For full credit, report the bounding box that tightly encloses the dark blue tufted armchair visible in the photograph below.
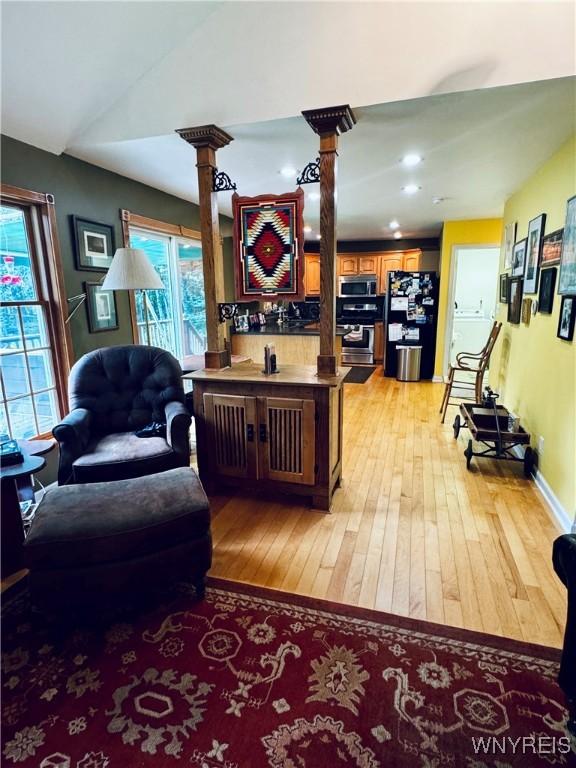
[53,346,191,485]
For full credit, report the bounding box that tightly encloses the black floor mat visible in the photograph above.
[343,366,377,384]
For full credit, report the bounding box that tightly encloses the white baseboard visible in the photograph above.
[532,467,574,533]
[432,375,444,383]
[508,444,572,533]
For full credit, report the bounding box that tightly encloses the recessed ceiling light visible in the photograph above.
[316,234,322,240]
[389,220,400,230]
[303,225,312,234]
[394,231,403,239]
[280,166,297,178]
[401,154,422,167]
[308,192,320,201]
[402,184,421,195]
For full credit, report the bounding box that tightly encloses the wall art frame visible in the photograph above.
[507,276,523,324]
[84,281,118,333]
[523,213,546,294]
[72,216,115,272]
[537,268,556,314]
[232,189,304,301]
[557,295,575,341]
[512,238,527,278]
[558,195,576,295]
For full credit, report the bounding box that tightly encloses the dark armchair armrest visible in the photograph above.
[553,534,576,728]
[52,408,93,485]
[165,401,191,465]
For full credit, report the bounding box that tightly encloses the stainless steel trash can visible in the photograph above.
[396,345,422,382]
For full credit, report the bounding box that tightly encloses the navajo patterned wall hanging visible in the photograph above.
[233,189,304,300]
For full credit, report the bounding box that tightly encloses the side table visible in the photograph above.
[1,439,54,578]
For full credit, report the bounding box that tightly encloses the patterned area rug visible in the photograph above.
[1,578,572,767]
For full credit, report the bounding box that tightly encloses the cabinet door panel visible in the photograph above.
[403,253,421,271]
[305,254,321,296]
[259,397,315,485]
[204,394,258,478]
[380,256,403,293]
[358,255,379,274]
[339,256,358,276]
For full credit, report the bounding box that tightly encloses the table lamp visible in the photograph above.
[102,247,163,345]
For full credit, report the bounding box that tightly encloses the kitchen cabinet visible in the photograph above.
[304,254,321,296]
[358,255,379,274]
[338,256,358,276]
[403,251,421,272]
[379,255,403,294]
[374,321,384,364]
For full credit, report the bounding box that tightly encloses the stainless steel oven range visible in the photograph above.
[337,302,379,365]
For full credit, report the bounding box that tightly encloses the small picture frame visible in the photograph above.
[524,213,546,294]
[541,229,563,267]
[507,276,523,324]
[559,195,576,295]
[537,268,556,314]
[521,297,532,326]
[503,221,516,270]
[557,295,575,341]
[499,273,509,303]
[85,282,118,333]
[72,216,115,272]
[512,239,527,278]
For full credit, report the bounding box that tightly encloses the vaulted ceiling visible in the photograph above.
[2,1,575,238]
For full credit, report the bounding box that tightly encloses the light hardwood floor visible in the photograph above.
[205,368,567,648]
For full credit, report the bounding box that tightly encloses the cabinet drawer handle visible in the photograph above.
[246,424,254,442]
[259,424,267,442]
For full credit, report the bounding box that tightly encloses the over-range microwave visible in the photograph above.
[338,274,378,297]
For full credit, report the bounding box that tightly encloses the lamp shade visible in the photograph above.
[101,248,164,290]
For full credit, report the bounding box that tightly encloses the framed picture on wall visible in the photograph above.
[512,239,527,277]
[72,216,115,272]
[499,273,508,303]
[538,268,556,314]
[84,282,118,332]
[541,229,563,266]
[503,221,516,270]
[507,276,523,324]
[557,296,575,341]
[523,213,546,294]
[558,196,576,295]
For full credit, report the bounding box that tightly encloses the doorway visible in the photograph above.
[444,245,500,376]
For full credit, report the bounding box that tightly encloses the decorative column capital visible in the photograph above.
[301,105,356,136]
[176,124,234,151]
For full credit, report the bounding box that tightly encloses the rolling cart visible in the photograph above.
[452,389,534,477]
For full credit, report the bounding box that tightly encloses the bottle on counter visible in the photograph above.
[263,344,278,374]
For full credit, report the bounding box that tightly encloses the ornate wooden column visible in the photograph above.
[302,105,356,376]
[176,124,234,369]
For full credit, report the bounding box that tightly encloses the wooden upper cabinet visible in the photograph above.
[338,256,358,276]
[358,255,378,274]
[403,251,421,272]
[304,254,321,296]
[379,255,403,294]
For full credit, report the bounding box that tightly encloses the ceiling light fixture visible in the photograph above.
[402,184,421,195]
[389,220,400,230]
[394,231,403,240]
[303,225,312,234]
[280,166,297,178]
[401,154,422,167]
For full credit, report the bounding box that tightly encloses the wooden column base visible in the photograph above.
[204,349,231,370]
[317,354,337,376]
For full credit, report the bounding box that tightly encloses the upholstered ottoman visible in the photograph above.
[24,467,211,606]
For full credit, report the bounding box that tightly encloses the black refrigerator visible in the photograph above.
[384,271,439,380]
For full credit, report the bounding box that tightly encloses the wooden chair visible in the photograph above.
[439,321,502,423]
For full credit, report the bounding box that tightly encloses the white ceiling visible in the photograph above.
[2,1,575,239]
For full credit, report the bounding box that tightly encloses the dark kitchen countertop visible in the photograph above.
[231,321,348,336]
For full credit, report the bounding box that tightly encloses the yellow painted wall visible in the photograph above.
[434,218,503,378]
[490,135,576,519]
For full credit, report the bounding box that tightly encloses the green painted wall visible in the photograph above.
[1,134,234,362]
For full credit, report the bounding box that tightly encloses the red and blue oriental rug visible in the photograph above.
[0,578,572,767]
